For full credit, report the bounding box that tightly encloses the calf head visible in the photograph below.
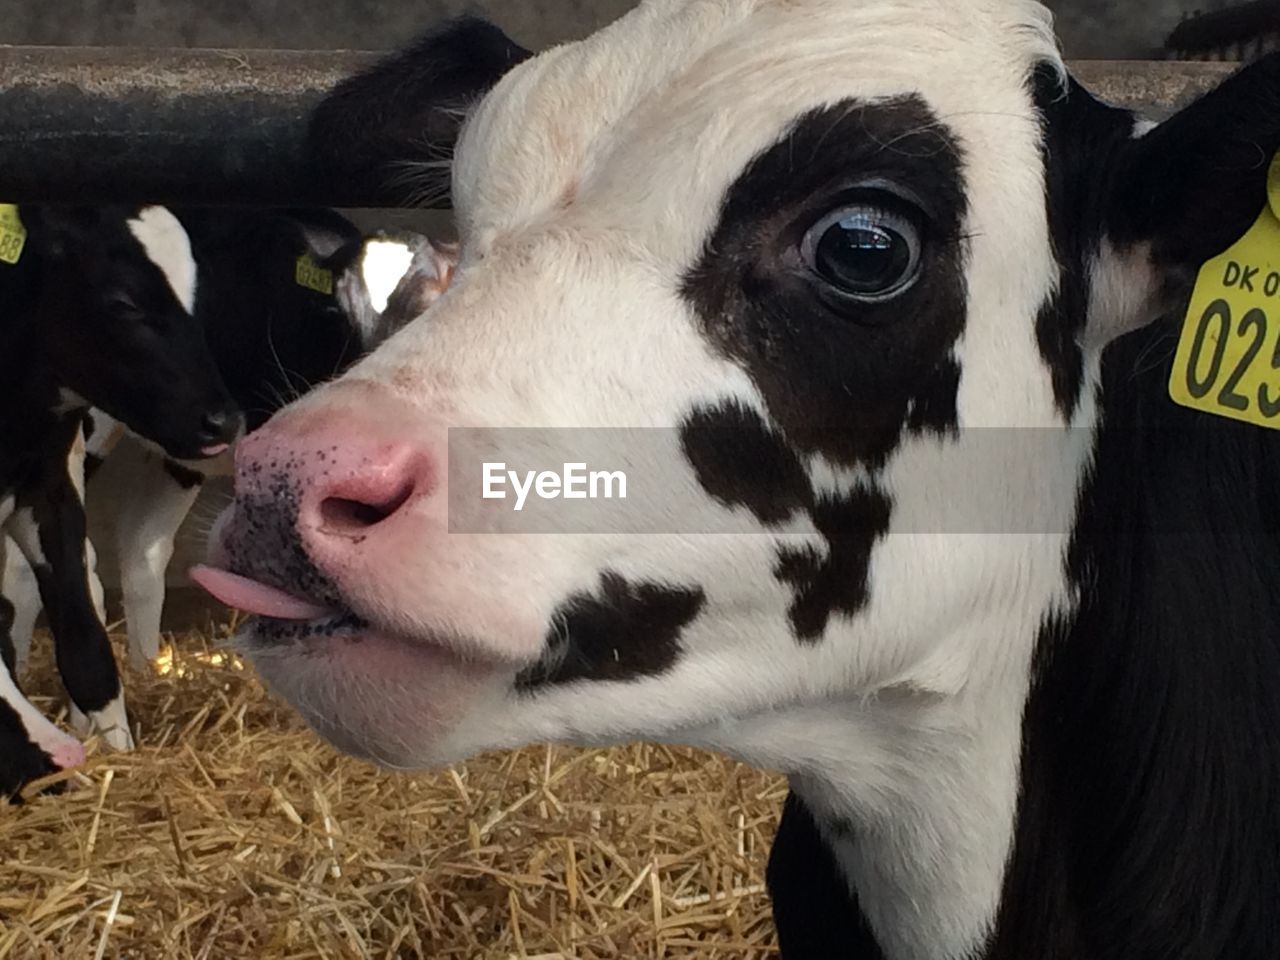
[21,205,242,459]
[200,3,1280,954]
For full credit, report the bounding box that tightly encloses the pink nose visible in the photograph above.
[232,384,435,578]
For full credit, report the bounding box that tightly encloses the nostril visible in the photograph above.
[318,479,415,535]
[200,412,226,436]
[200,409,241,441]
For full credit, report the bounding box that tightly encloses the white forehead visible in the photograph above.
[128,205,197,313]
[454,0,1061,258]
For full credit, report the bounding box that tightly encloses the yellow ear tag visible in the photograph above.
[0,204,28,266]
[294,254,334,295]
[1169,154,1280,428]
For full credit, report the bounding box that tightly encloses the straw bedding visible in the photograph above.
[0,618,784,959]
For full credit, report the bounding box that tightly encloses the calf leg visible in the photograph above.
[0,594,86,800]
[6,428,132,750]
[1,536,42,676]
[0,418,108,677]
[118,462,202,670]
[108,443,205,669]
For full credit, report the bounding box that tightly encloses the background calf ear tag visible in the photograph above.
[1169,154,1280,428]
[295,254,334,296]
[0,204,28,265]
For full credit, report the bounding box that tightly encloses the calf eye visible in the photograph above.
[801,199,922,303]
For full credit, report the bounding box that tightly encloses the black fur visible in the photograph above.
[517,572,705,689]
[176,207,367,432]
[1106,54,1280,278]
[680,401,892,642]
[681,97,968,470]
[307,17,531,205]
[986,315,1280,960]
[767,793,886,960]
[162,458,205,491]
[773,488,892,642]
[1031,66,1134,419]
[768,55,1280,958]
[0,204,242,799]
[8,206,241,458]
[680,402,813,525]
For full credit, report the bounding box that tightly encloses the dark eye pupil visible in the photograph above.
[815,221,911,294]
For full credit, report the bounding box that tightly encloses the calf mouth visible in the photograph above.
[189,560,504,769]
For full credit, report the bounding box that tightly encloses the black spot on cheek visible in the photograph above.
[679,401,894,644]
[517,572,705,690]
[680,401,813,524]
[775,488,892,642]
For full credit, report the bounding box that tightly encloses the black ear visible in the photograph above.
[1104,53,1280,281]
[17,206,100,260]
[275,207,362,261]
[307,16,531,205]
[1040,54,1280,348]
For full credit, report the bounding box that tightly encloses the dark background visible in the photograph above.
[0,1,1230,60]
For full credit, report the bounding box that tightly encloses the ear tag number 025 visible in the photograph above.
[0,204,28,265]
[1169,154,1280,427]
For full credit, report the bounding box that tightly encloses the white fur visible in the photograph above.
[128,206,197,314]
[361,240,416,314]
[69,695,133,751]
[107,440,209,668]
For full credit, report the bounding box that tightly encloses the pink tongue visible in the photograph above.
[190,565,334,621]
[200,443,230,457]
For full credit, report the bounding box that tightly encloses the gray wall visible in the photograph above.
[0,1,1236,60]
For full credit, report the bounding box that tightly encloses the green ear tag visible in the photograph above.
[295,254,334,295]
[0,204,28,265]
[1169,154,1280,428]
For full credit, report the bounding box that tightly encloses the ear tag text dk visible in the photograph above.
[1169,154,1280,428]
[295,254,334,296]
[0,204,28,266]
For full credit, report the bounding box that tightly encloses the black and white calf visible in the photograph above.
[0,205,240,798]
[197,5,1280,957]
[3,215,454,671]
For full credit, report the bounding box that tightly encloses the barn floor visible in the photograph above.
[0,617,783,959]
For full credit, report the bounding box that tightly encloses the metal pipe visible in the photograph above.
[0,48,1247,208]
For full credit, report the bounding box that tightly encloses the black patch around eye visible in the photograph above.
[681,96,969,470]
[516,572,705,690]
[906,354,962,439]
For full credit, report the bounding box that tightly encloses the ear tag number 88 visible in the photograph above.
[1169,153,1280,428]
